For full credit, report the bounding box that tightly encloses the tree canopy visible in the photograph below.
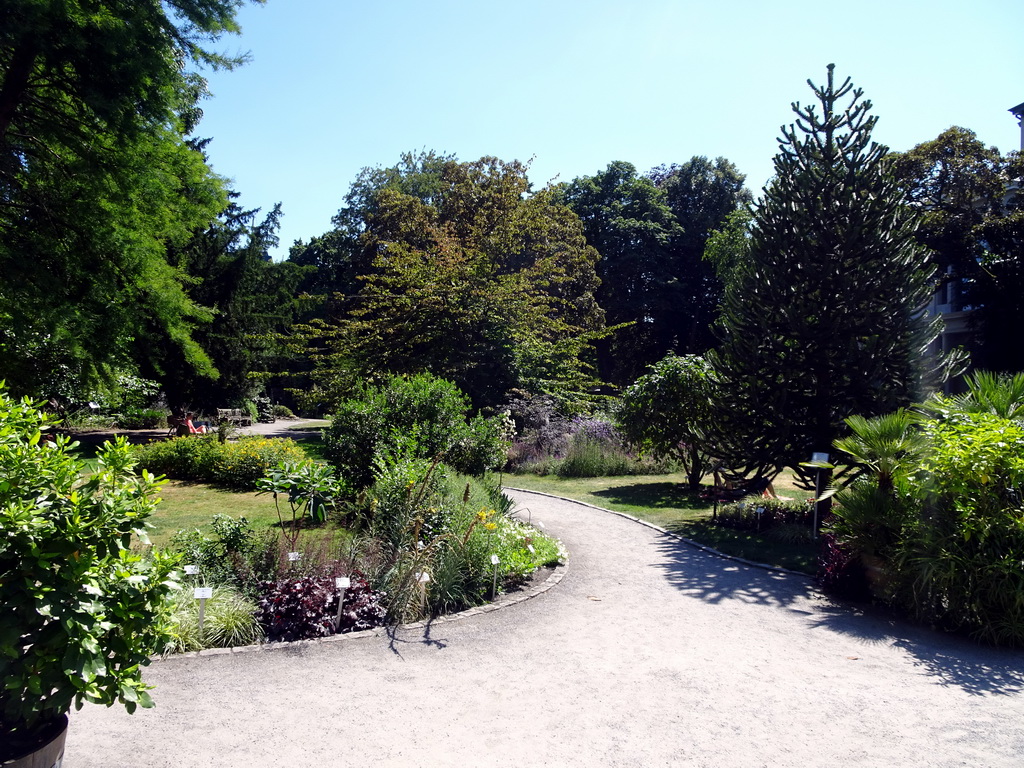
[294,152,606,411]
[889,127,1024,371]
[0,0,259,398]
[560,158,750,386]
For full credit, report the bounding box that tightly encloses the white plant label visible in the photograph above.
[287,552,302,562]
[194,587,213,599]
[416,571,431,583]
[490,554,500,565]
[757,507,765,515]
[184,564,199,575]
[537,521,545,528]
[527,544,535,554]
[812,452,830,463]
[335,577,351,589]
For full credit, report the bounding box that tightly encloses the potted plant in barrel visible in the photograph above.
[0,387,178,766]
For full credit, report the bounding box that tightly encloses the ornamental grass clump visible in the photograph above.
[163,585,264,653]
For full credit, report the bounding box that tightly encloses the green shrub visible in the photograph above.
[168,516,280,598]
[116,407,168,430]
[910,415,1024,644]
[216,438,308,489]
[0,389,178,756]
[257,461,349,550]
[322,373,508,490]
[272,404,296,419]
[616,354,715,489]
[827,407,1024,645]
[131,436,307,489]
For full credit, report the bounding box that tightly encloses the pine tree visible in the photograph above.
[708,65,951,483]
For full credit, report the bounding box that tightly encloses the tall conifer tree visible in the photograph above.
[708,65,951,482]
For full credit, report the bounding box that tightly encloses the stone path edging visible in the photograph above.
[505,485,813,581]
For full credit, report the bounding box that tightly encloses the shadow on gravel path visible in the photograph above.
[653,533,816,608]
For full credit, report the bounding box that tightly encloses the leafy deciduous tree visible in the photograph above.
[560,158,750,386]
[650,157,753,353]
[0,1,259,398]
[616,354,714,490]
[299,153,606,410]
[889,128,1024,371]
[558,162,682,385]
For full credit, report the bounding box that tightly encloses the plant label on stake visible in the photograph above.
[288,551,302,562]
[416,571,430,615]
[527,544,535,554]
[801,452,834,540]
[334,577,351,631]
[194,587,213,634]
[490,555,500,599]
[184,564,199,576]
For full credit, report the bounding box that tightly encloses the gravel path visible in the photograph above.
[64,489,1024,767]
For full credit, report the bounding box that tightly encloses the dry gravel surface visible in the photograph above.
[64,488,1024,767]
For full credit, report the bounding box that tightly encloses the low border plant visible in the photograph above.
[163,585,264,653]
[131,435,307,489]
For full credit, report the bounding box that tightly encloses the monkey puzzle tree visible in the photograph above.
[708,65,951,484]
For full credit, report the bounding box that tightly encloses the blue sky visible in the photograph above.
[196,0,1024,259]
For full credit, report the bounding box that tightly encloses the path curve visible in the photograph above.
[65,489,1024,767]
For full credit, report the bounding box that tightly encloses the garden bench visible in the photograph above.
[217,408,252,427]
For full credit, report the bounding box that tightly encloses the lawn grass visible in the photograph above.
[286,424,330,462]
[70,421,334,548]
[147,481,279,547]
[148,425,819,574]
[504,469,820,574]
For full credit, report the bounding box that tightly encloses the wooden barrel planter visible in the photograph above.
[2,715,68,768]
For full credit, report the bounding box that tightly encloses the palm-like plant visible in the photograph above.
[827,409,926,598]
[924,370,1024,421]
[833,409,926,494]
